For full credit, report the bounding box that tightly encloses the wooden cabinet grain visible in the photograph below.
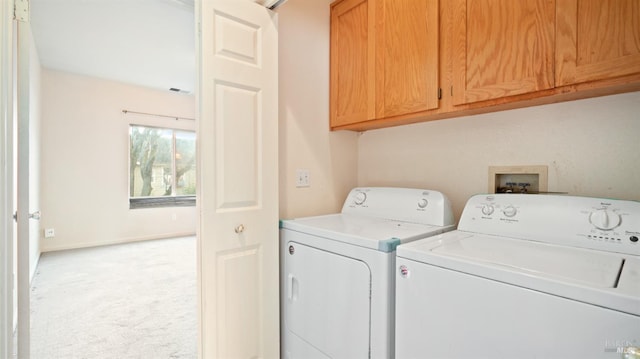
[330,0,373,128]
[451,0,556,105]
[330,0,640,131]
[374,0,439,118]
[556,0,640,86]
[330,0,439,129]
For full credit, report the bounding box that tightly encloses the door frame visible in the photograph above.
[0,0,15,356]
[16,12,32,358]
[1,0,32,356]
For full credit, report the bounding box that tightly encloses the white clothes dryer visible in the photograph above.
[395,194,640,359]
[280,187,455,359]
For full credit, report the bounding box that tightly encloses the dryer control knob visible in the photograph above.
[503,205,517,217]
[589,209,621,231]
[481,204,494,216]
[354,192,367,205]
[418,199,429,209]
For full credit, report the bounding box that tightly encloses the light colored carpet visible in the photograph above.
[30,237,197,359]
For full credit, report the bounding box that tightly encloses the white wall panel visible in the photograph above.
[358,92,640,220]
[278,0,359,219]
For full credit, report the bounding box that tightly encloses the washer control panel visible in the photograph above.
[342,187,454,227]
[459,194,640,255]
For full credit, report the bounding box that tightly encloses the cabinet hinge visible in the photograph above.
[438,88,442,100]
[14,0,29,22]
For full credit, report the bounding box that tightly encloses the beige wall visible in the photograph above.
[358,92,640,220]
[278,0,359,219]
[40,69,196,252]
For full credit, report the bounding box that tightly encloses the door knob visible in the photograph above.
[13,211,41,221]
[235,224,245,233]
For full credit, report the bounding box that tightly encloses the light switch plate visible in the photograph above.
[296,169,310,188]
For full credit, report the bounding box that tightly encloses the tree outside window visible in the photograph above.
[129,125,196,208]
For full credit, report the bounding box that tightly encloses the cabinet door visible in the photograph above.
[452,0,555,105]
[330,0,375,127]
[375,0,439,118]
[556,0,640,86]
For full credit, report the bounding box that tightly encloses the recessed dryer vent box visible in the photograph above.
[488,165,548,194]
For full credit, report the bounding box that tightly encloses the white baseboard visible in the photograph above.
[40,232,196,253]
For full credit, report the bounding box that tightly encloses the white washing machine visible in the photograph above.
[395,194,640,359]
[280,187,455,359]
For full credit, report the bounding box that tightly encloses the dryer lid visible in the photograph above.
[281,213,453,252]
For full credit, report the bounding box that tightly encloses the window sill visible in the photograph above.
[129,196,196,209]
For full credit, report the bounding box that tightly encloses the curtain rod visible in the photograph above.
[122,109,195,121]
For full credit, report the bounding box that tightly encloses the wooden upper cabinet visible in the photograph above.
[375,0,439,119]
[452,0,556,105]
[330,0,374,128]
[330,0,439,129]
[556,0,640,86]
[330,0,640,131]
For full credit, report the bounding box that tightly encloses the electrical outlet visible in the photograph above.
[296,169,310,188]
[44,228,55,238]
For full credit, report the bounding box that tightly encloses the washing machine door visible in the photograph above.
[284,241,371,358]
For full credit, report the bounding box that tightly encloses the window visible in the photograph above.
[129,125,196,208]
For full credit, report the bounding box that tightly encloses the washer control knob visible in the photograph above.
[503,205,517,217]
[418,198,429,209]
[354,192,367,205]
[589,209,621,231]
[481,204,494,216]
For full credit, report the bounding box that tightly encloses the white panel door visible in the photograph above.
[198,1,279,358]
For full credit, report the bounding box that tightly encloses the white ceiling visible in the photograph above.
[30,0,196,94]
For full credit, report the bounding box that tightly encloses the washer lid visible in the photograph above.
[397,232,640,315]
[430,235,623,288]
[281,213,453,252]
